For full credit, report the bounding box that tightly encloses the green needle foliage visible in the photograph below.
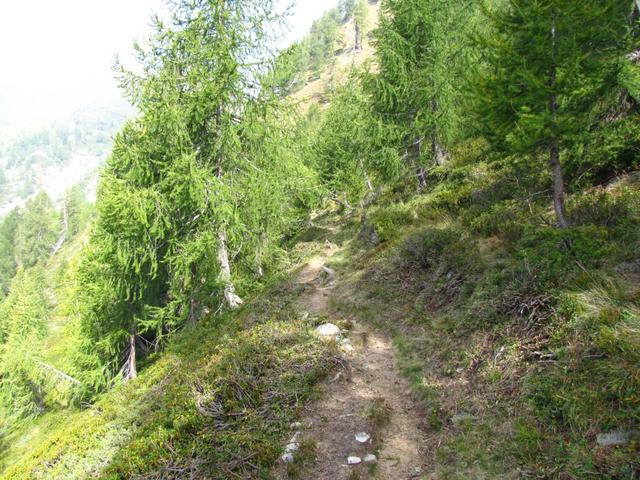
[74,0,319,393]
[0,209,19,297]
[364,0,470,190]
[470,0,632,227]
[14,193,59,268]
[0,267,49,421]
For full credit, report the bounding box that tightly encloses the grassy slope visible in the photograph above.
[3,176,639,479]
[4,4,639,478]
[0,236,340,479]
[324,164,640,478]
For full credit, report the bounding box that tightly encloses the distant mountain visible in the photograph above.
[0,103,133,216]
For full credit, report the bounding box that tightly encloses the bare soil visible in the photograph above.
[275,247,427,480]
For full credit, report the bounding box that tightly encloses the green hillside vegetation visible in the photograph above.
[0,0,639,478]
[0,107,128,203]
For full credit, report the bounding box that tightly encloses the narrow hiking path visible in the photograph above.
[275,242,427,479]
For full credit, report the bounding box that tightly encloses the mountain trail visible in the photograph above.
[275,243,427,479]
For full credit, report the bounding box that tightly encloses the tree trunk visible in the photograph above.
[548,14,569,229]
[35,360,81,385]
[413,137,427,190]
[429,98,447,166]
[355,23,362,51]
[218,229,243,309]
[432,136,447,166]
[549,136,569,229]
[123,329,137,381]
[187,263,202,325]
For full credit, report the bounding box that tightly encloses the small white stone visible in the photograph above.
[285,442,300,453]
[315,323,341,338]
[290,422,303,430]
[364,454,377,463]
[355,432,371,443]
[340,339,356,353]
[347,456,362,465]
[597,431,631,447]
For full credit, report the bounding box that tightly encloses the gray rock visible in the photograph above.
[359,221,380,247]
[285,442,300,453]
[340,338,356,353]
[315,323,341,338]
[290,422,303,430]
[364,454,377,463]
[596,431,632,447]
[355,432,371,443]
[281,452,295,463]
[322,266,336,279]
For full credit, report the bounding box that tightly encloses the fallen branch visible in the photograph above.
[35,360,81,385]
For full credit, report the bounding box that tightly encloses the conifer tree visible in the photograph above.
[14,192,58,267]
[471,0,630,228]
[353,0,368,51]
[0,208,20,296]
[0,267,49,420]
[76,0,317,387]
[306,10,341,79]
[365,0,463,189]
[339,0,357,21]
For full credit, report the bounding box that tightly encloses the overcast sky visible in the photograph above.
[0,0,339,133]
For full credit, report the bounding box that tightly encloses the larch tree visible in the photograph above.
[471,0,630,228]
[14,192,59,268]
[364,0,462,189]
[0,267,50,420]
[353,0,368,51]
[75,0,317,388]
[0,208,20,297]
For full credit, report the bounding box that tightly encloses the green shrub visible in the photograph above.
[568,189,633,227]
[400,226,480,275]
[369,204,416,242]
[467,200,528,242]
[515,226,612,289]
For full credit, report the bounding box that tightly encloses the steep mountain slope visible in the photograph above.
[0,105,130,216]
[1,1,639,479]
[291,1,380,109]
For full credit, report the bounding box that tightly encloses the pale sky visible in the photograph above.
[0,0,338,133]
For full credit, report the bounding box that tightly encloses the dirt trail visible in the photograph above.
[276,247,426,479]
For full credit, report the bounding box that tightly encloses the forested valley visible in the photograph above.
[0,1,639,478]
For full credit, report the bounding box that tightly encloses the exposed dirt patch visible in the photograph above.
[275,246,427,480]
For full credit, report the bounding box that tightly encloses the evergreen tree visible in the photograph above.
[14,192,59,267]
[265,42,309,97]
[353,0,368,51]
[0,208,20,296]
[471,0,630,228]
[339,0,357,21]
[313,76,400,204]
[64,184,91,238]
[306,10,341,79]
[364,0,465,189]
[76,0,318,388]
[0,267,50,420]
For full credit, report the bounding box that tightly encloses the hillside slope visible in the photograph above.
[2,0,639,478]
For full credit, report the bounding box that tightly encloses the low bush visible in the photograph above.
[368,203,416,242]
[400,226,481,276]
